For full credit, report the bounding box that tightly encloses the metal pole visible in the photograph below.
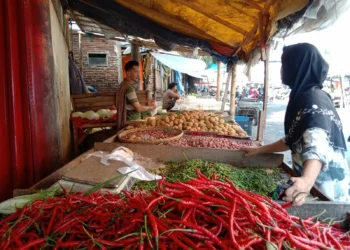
[230,63,237,117]
[216,61,221,101]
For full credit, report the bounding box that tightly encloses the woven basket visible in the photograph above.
[118,127,183,144]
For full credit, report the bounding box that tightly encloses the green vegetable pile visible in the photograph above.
[134,159,282,196]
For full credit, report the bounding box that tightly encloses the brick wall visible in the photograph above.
[71,33,121,92]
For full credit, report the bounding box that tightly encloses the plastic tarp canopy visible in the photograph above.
[115,0,309,57]
[151,52,206,78]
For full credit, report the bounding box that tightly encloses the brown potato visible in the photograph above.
[170,116,175,121]
[174,120,179,125]
[169,121,174,127]
[165,117,170,123]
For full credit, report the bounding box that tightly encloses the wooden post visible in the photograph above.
[78,32,83,75]
[230,63,237,117]
[339,75,346,108]
[131,43,139,61]
[216,61,221,101]
[257,44,270,141]
[221,70,232,111]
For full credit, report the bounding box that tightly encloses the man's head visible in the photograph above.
[168,83,177,92]
[125,61,140,82]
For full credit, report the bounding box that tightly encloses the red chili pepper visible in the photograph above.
[287,232,315,250]
[326,231,344,250]
[18,238,46,250]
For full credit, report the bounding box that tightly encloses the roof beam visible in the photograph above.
[233,23,258,56]
[115,0,233,47]
[245,0,264,11]
[68,9,86,32]
[173,0,247,35]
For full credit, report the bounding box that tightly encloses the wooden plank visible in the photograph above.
[94,143,284,168]
[285,202,350,222]
[74,101,116,109]
[216,61,221,101]
[280,163,331,201]
[81,122,116,128]
[72,93,116,99]
[76,106,117,112]
[30,149,95,190]
[73,96,116,104]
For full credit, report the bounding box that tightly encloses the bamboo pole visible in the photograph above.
[221,69,232,111]
[230,63,237,117]
[216,61,221,101]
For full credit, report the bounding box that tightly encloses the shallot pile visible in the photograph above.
[165,136,253,150]
[0,171,349,249]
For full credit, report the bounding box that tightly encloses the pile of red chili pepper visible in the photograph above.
[0,170,349,249]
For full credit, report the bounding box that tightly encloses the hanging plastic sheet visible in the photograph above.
[174,71,184,95]
[151,52,206,78]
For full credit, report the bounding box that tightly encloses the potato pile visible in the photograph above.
[146,111,247,137]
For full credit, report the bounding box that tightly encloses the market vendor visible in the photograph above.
[163,82,181,111]
[117,61,157,130]
[242,43,350,205]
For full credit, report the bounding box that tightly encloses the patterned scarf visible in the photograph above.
[282,43,346,150]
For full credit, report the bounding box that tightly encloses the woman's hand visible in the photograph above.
[283,177,314,206]
[241,147,261,158]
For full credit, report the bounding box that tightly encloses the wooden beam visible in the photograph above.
[68,9,86,33]
[233,23,258,56]
[216,61,221,102]
[245,0,263,11]
[173,0,247,35]
[230,63,237,117]
[225,2,258,21]
[221,70,232,111]
[115,0,231,47]
[257,44,270,141]
[78,32,83,75]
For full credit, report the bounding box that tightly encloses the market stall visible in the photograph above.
[1,143,348,249]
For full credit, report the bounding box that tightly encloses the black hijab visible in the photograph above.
[282,43,346,151]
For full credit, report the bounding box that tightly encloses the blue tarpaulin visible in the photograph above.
[174,71,184,95]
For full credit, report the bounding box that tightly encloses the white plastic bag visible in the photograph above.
[99,147,161,181]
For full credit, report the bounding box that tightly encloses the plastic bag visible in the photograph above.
[97,147,161,181]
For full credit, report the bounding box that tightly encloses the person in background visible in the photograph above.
[249,86,259,98]
[241,87,248,98]
[235,87,241,100]
[68,51,89,95]
[258,84,264,96]
[242,43,350,205]
[163,82,181,111]
[116,61,157,130]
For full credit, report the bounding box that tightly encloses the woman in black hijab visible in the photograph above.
[243,43,349,205]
